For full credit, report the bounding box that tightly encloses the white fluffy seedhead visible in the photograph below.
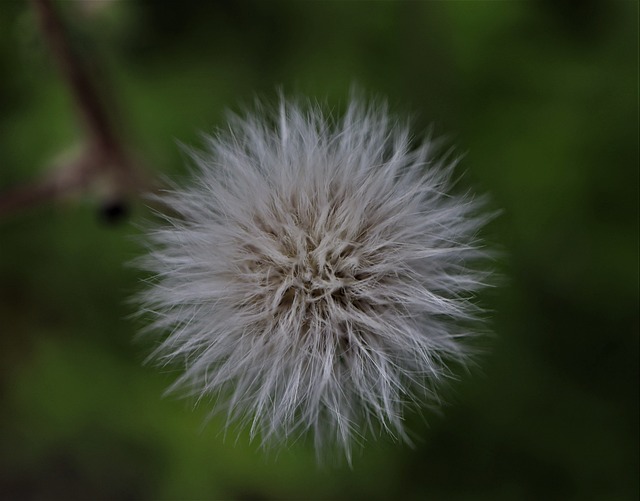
[138,97,493,461]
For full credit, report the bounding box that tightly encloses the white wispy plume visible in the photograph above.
[138,97,494,461]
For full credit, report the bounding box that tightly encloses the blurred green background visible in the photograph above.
[0,1,637,500]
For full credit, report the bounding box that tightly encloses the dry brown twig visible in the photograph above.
[0,0,150,221]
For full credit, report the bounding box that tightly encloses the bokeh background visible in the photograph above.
[0,1,637,500]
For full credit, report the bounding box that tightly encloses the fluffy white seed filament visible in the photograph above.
[138,97,493,461]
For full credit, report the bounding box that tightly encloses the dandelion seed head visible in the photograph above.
[138,97,494,461]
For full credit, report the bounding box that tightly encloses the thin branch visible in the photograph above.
[0,155,92,217]
[31,0,117,153]
[0,0,149,220]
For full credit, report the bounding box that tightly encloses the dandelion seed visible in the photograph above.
[137,97,494,461]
